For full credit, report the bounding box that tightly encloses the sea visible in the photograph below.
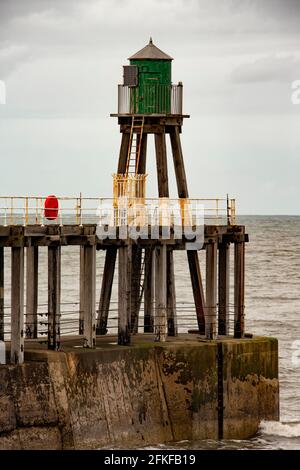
[2,215,300,449]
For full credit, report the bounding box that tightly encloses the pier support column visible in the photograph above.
[130,245,142,334]
[187,251,206,334]
[218,242,230,336]
[205,241,217,339]
[97,133,131,335]
[118,243,132,345]
[154,131,175,339]
[144,247,154,333]
[155,244,167,342]
[0,247,4,341]
[167,249,177,336]
[83,245,96,348]
[234,241,245,338]
[97,247,117,335]
[11,247,24,364]
[48,246,61,350]
[170,126,206,333]
[155,132,168,196]
[117,132,131,173]
[79,246,84,335]
[26,246,38,339]
[136,133,148,174]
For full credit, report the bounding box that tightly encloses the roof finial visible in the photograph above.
[149,37,153,45]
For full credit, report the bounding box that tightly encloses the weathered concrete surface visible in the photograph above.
[0,335,279,449]
[222,337,279,439]
[156,344,218,441]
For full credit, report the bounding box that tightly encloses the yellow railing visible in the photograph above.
[113,174,147,200]
[0,196,236,227]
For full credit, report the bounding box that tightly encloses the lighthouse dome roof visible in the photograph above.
[128,38,173,61]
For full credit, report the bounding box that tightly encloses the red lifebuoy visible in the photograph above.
[44,195,59,220]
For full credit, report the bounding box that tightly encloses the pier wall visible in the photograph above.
[0,336,279,449]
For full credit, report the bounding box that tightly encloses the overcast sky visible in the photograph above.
[0,0,299,214]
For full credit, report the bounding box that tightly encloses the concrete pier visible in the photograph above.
[0,334,279,450]
[0,39,279,451]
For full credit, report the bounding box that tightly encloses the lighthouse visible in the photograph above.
[125,37,173,114]
[98,39,207,343]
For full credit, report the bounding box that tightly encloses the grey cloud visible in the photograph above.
[0,0,299,214]
[231,56,300,84]
[251,0,300,20]
[0,44,30,76]
[1,0,299,117]
[0,0,77,22]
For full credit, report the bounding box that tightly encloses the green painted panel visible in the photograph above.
[129,59,171,113]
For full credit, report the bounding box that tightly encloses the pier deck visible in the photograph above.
[0,223,247,247]
[0,222,248,364]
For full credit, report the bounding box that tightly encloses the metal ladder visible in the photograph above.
[126,116,146,332]
[138,249,146,306]
[131,248,146,334]
[125,116,145,175]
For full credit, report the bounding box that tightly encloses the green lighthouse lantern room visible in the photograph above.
[119,38,182,115]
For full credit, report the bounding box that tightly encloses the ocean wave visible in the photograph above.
[259,420,300,438]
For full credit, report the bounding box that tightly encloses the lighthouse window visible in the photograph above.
[123,65,138,87]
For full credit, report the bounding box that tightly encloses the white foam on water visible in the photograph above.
[259,420,300,438]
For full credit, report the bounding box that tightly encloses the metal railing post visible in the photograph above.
[25,197,29,226]
[227,194,230,225]
[59,201,63,227]
[231,199,236,225]
[35,198,39,224]
[79,192,82,226]
[10,197,13,225]
[40,198,44,227]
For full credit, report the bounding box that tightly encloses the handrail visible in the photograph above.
[118,83,183,115]
[0,195,236,227]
